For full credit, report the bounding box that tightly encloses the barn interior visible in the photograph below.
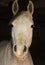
[0,0,45,65]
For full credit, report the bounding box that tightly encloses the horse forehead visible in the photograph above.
[12,15,33,36]
[12,13,33,26]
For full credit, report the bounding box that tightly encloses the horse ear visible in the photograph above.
[27,1,34,15]
[12,0,19,16]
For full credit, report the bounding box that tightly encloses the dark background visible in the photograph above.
[0,0,45,65]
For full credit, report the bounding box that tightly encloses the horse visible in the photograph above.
[0,0,34,65]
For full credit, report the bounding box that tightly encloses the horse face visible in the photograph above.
[11,0,34,60]
[11,12,34,60]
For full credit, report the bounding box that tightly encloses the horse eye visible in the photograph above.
[14,45,17,52]
[31,25,34,28]
[23,45,27,52]
[11,24,13,27]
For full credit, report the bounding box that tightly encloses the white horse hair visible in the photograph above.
[0,0,34,65]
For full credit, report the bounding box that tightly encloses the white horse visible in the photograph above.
[0,0,34,65]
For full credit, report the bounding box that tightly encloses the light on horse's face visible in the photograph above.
[11,12,34,59]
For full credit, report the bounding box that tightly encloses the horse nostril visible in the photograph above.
[23,45,27,52]
[14,45,17,52]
